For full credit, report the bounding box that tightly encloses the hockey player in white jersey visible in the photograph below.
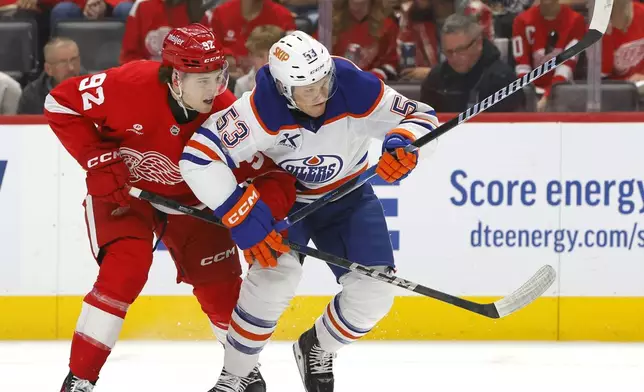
[179,31,438,392]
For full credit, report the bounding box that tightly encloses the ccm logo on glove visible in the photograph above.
[87,151,121,168]
[223,186,260,227]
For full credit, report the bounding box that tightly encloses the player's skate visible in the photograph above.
[208,365,266,392]
[59,371,95,392]
[293,326,336,392]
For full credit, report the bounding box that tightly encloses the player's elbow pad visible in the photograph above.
[179,159,238,211]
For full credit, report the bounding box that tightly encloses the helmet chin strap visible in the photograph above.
[168,69,195,119]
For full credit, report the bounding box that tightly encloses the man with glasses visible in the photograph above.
[420,13,525,112]
[18,37,83,114]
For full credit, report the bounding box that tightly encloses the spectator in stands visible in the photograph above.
[330,0,399,80]
[50,0,133,26]
[120,0,205,64]
[13,0,59,72]
[18,37,82,114]
[601,0,644,83]
[397,0,494,81]
[201,0,295,69]
[512,0,586,111]
[281,0,318,24]
[0,72,21,115]
[420,14,524,112]
[234,24,284,97]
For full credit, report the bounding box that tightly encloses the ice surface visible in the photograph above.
[1,341,643,391]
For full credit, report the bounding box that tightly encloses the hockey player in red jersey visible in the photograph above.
[511,0,586,110]
[44,23,295,392]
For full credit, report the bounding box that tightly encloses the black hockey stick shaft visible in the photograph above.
[274,28,608,233]
[130,187,504,318]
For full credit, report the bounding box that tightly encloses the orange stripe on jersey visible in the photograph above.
[186,140,222,162]
[323,80,385,126]
[299,163,368,195]
[250,90,300,136]
[387,128,417,142]
[230,319,273,342]
[326,304,360,340]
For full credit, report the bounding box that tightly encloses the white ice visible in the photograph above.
[1,341,643,391]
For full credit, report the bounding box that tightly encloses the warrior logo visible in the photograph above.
[279,155,343,184]
[119,147,183,185]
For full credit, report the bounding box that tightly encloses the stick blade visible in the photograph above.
[493,265,556,318]
[588,0,614,34]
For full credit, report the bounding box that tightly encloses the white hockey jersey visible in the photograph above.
[180,57,438,209]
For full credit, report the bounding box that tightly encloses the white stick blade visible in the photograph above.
[589,0,614,34]
[493,265,556,318]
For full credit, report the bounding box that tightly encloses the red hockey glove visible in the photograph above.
[215,185,290,268]
[84,148,131,213]
[376,130,418,183]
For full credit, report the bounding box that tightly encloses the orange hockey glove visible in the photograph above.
[215,185,290,268]
[375,131,418,183]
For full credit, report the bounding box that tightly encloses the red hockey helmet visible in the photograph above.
[162,23,226,73]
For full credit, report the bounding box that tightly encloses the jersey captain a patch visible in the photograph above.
[279,154,343,184]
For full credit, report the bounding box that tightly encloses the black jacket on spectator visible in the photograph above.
[17,73,53,115]
[420,39,525,112]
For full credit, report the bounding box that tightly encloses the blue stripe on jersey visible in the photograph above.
[356,152,368,166]
[195,126,236,168]
[180,152,211,166]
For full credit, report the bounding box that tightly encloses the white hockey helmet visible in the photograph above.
[268,31,335,109]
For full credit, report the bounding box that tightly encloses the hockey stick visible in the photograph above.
[273,0,613,232]
[130,186,555,319]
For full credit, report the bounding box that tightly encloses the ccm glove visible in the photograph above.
[215,184,289,268]
[84,147,131,211]
[376,130,418,183]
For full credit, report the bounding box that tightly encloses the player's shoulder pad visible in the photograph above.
[332,57,385,116]
[250,65,299,134]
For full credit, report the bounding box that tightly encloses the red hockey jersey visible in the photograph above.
[201,0,296,61]
[512,5,586,93]
[43,60,293,213]
[601,1,644,79]
[119,0,191,65]
[331,16,399,80]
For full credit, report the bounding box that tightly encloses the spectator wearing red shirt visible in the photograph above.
[331,0,399,80]
[512,0,586,111]
[201,0,296,65]
[120,0,204,64]
[601,0,644,83]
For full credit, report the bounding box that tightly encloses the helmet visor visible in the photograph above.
[291,70,338,108]
[179,62,229,98]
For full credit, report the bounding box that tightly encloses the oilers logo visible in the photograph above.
[279,155,343,184]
